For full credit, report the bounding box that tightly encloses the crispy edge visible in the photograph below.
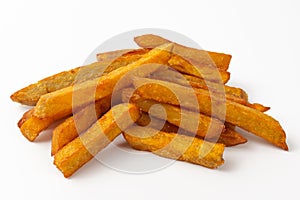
[51,95,112,155]
[133,78,288,150]
[33,44,172,119]
[123,126,225,169]
[134,34,231,71]
[53,103,141,178]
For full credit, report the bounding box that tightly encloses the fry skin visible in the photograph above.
[123,126,225,169]
[10,49,148,106]
[134,34,231,71]
[33,44,172,119]
[53,103,141,178]
[51,95,111,155]
[133,78,288,150]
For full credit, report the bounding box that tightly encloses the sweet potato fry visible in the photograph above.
[123,126,225,169]
[134,34,231,71]
[122,90,224,139]
[10,49,148,106]
[51,95,111,155]
[53,103,141,178]
[133,78,288,150]
[33,44,172,119]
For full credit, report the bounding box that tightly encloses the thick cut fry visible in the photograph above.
[133,78,288,150]
[168,54,230,83]
[134,34,231,71]
[122,91,224,139]
[53,103,141,178]
[136,112,247,147]
[10,49,148,106]
[123,126,225,169]
[51,95,112,155]
[215,125,247,147]
[18,108,58,141]
[151,68,247,100]
[33,44,172,119]
[136,112,180,133]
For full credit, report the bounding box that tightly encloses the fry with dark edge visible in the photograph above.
[54,103,141,178]
[133,78,288,150]
[123,126,225,169]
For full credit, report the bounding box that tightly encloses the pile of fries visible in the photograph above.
[11,34,288,178]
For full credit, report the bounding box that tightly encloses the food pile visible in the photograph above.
[11,34,288,178]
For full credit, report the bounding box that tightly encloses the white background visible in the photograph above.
[1,0,300,199]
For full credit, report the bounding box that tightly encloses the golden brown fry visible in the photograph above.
[136,112,180,133]
[33,44,172,119]
[133,78,288,150]
[215,125,247,147]
[123,126,225,169]
[51,95,111,155]
[122,91,224,139]
[151,68,246,100]
[134,34,231,71]
[96,49,134,61]
[53,103,141,178]
[97,48,150,72]
[168,54,231,83]
[10,49,148,106]
[137,112,246,147]
[18,108,58,141]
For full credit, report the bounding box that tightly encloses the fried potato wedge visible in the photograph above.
[10,49,148,106]
[51,95,111,155]
[123,126,225,169]
[133,78,288,150]
[122,90,224,139]
[33,44,172,119]
[134,34,231,71]
[53,103,141,178]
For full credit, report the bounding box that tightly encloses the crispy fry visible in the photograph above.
[97,48,150,72]
[133,78,288,150]
[137,112,246,147]
[51,95,111,155]
[18,108,58,141]
[168,54,230,83]
[10,49,148,106]
[151,68,246,100]
[33,44,172,119]
[134,34,231,71]
[215,125,247,147]
[53,103,141,178]
[123,126,225,169]
[136,112,180,133]
[122,90,224,139]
